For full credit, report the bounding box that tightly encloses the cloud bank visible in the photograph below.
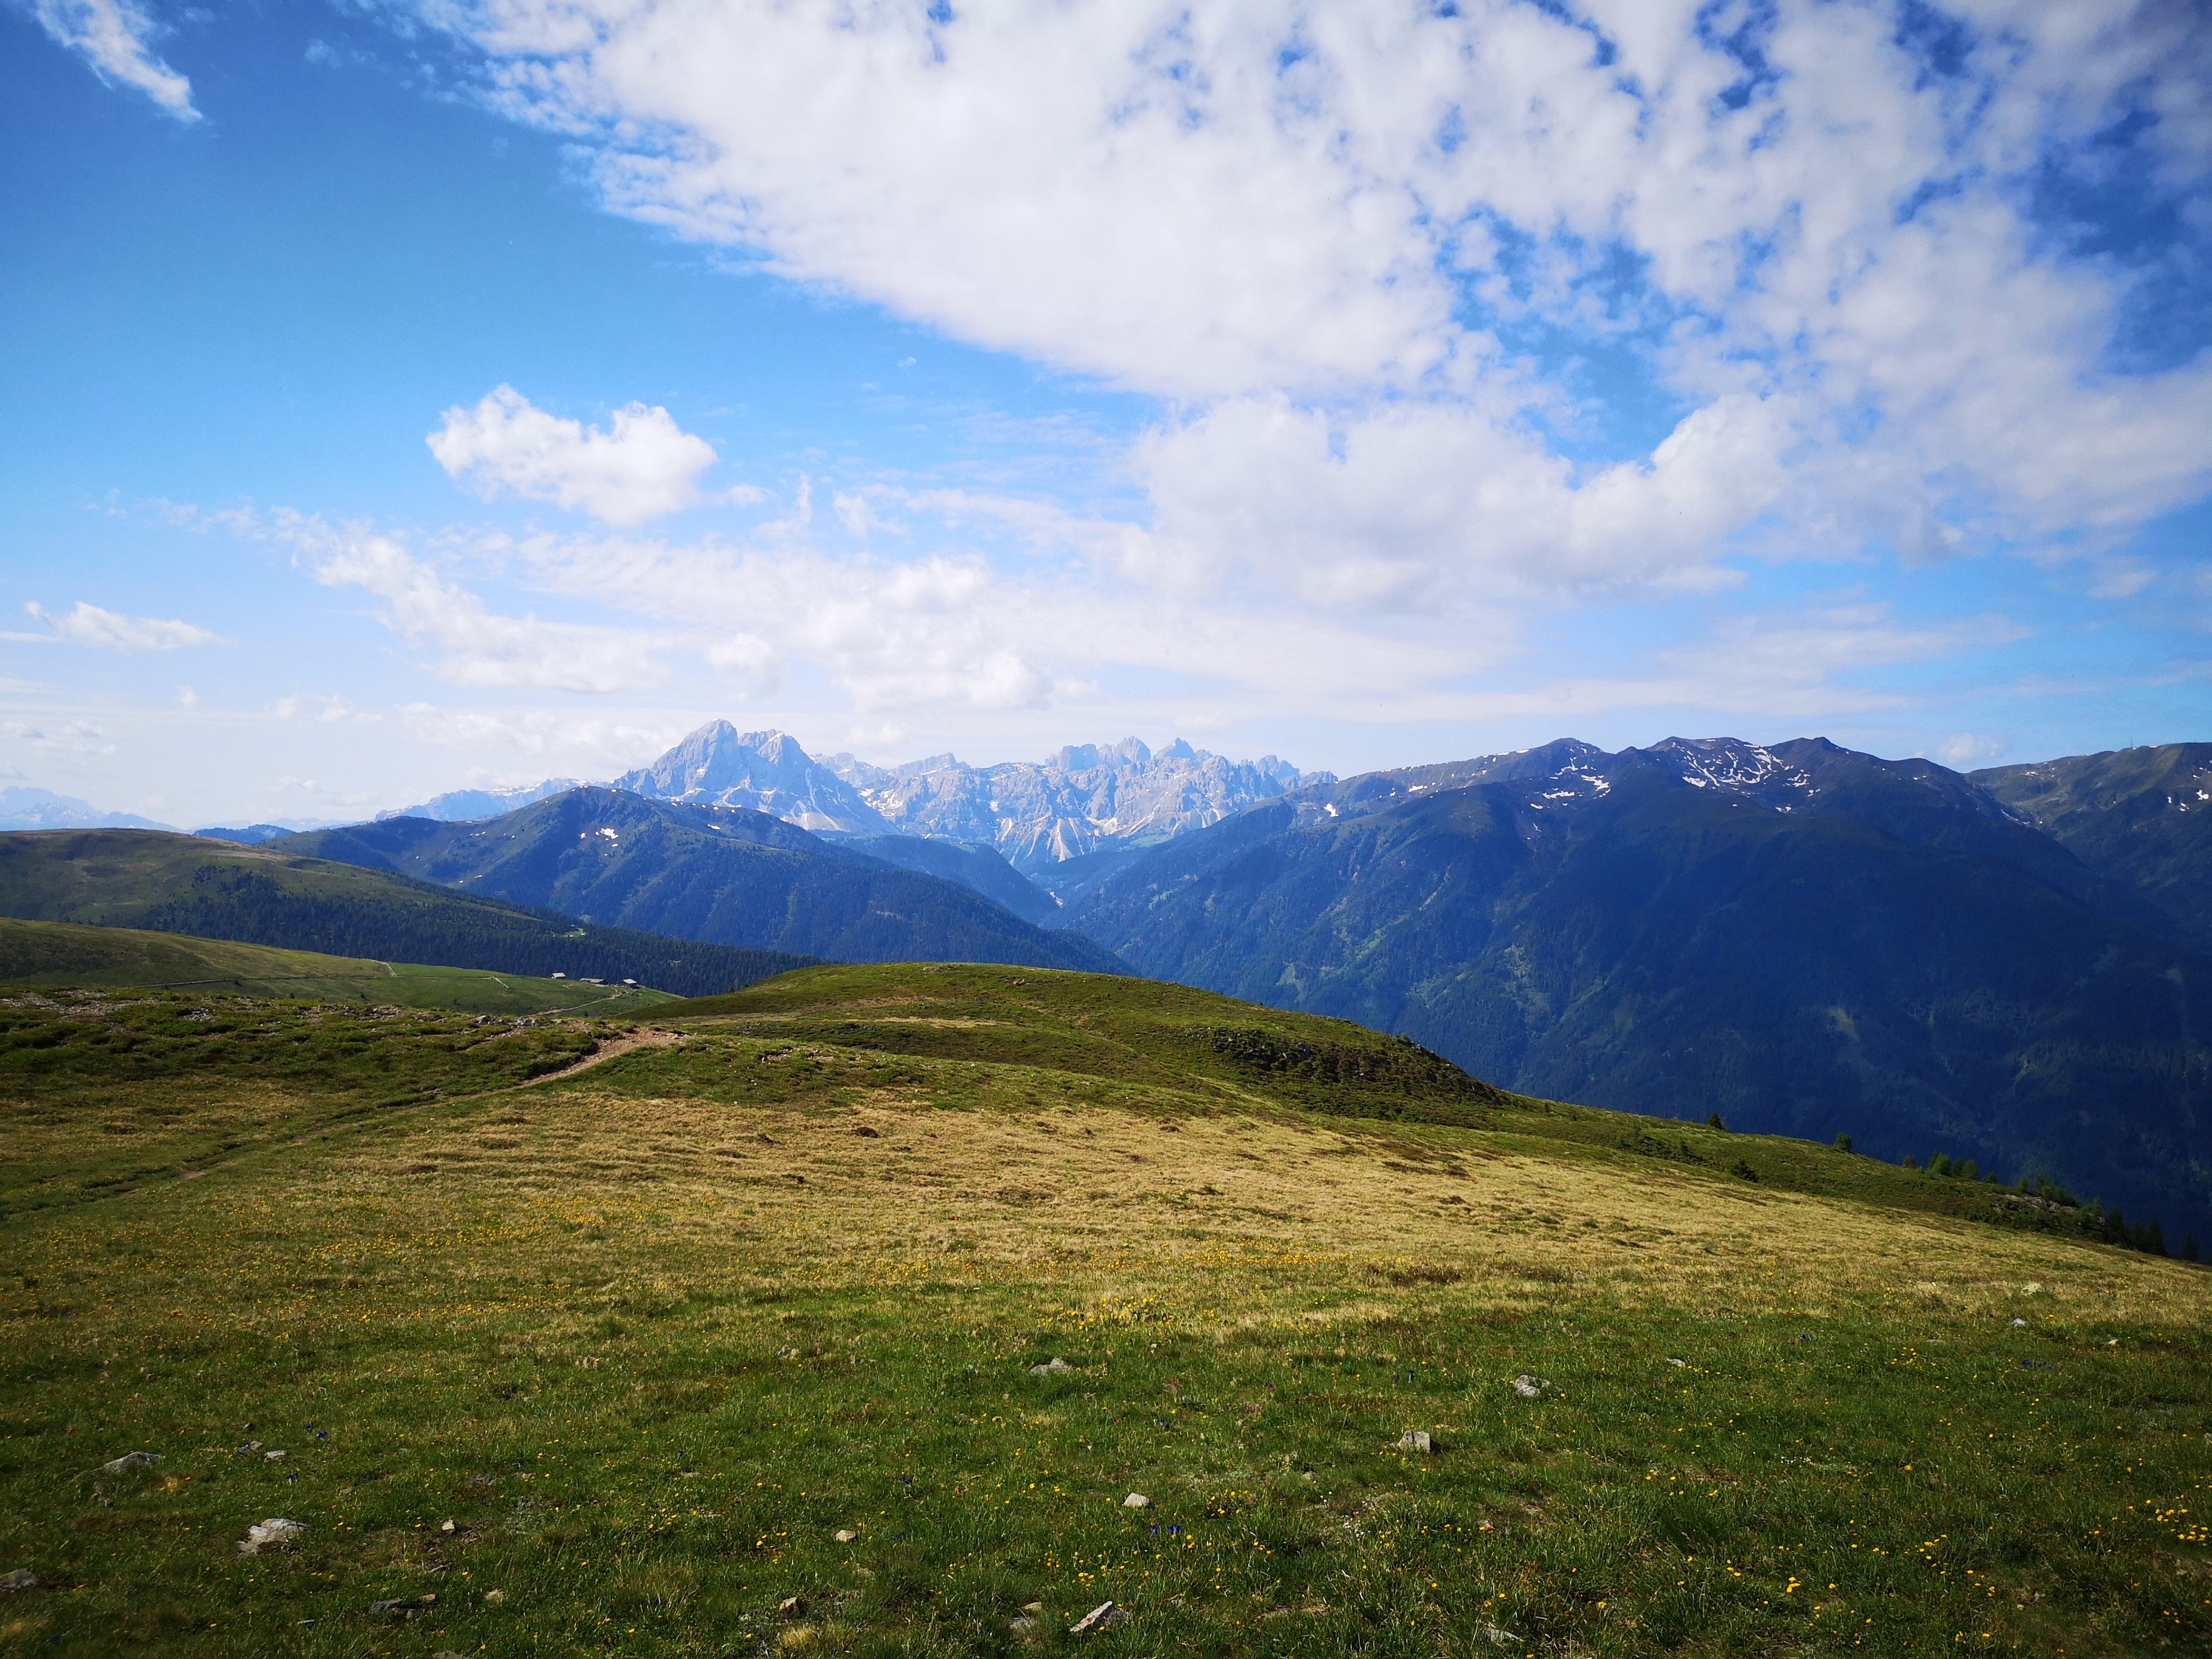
[416,0,2211,604]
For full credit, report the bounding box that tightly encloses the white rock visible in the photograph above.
[1120,1493,1151,1508]
[1511,1374,1549,1398]
[1397,1430,1433,1453]
[239,1518,304,1555]
[1029,1358,1075,1376]
[835,1529,858,1542]
[1069,1600,1128,1635]
[99,1452,162,1475]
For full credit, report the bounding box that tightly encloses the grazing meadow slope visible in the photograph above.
[0,829,812,997]
[1,964,2208,1657]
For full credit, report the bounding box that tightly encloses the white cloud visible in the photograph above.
[27,600,222,652]
[405,0,2211,598]
[428,385,720,525]
[26,0,198,119]
[280,515,670,693]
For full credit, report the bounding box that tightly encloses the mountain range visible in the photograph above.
[392,721,1330,880]
[1056,735,2212,1245]
[0,785,174,833]
[1973,743,2212,953]
[281,788,1121,974]
[14,721,2209,1244]
[0,828,809,997]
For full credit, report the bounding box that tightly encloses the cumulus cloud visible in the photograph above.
[402,0,2212,598]
[27,600,222,652]
[428,385,720,525]
[25,0,198,119]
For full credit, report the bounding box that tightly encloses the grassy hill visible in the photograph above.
[0,915,675,1015]
[0,828,814,997]
[1,964,2207,1656]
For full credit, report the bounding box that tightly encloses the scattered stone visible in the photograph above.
[370,1594,435,1619]
[1022,1602,1044,1613]
[441,1519,457,1533]
[1397,1430,1433,1454]
[1665,1358,1686,1367]
[2011,1317,2028,1328]
[2022,1282,2043,1296]
[483,1589,507,1606]
[1478,1623,1522,1647]
[239,1518,304,1555]
[835,1529,858,1542]
[1029,1358,1074,1376]
[1511,1375,1549,1398]
[1010,1616,1037,1633]
[777,1595,809,1618]
[1069,1600,1128,1635]
[98,1452,162,1475]
[1121,1493,1151,1509]
[265,1449,287,1461]
[0,1569,38,1594]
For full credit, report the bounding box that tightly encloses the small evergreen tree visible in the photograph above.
[1707,1112,1726,1131]
[1901,1154,1917,1170]
[1835,1132,1853,1153]
[1959,1159,1979,1181]
[1929,1152,1953,1177]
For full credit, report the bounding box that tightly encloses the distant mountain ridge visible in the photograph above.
[1062,734,2212,1245]
[432,721,1332,875]
[0,828,809,997]
[0,786,173,833]
[1975,744,2212,952]
[381,778,581,823]
[282,788,1123,974]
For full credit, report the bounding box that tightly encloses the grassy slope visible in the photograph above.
[0,916,676,1016]
[0,966,2207,1658]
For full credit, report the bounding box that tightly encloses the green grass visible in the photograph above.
[2,964,2208,1657]
[0,915,676,1017]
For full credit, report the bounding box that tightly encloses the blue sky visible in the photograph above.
[2,0,2208,827]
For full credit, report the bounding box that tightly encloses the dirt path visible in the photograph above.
[521,1027,685,1088]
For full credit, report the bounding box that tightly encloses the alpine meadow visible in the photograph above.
[6,2,2212,1657]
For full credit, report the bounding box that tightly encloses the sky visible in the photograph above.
[2,0,2209,828]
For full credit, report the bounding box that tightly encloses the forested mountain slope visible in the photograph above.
[1975,743,2212,950]
[1066,737,2212,1243]
[0,830,805,996]
[282,789,1122,974]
